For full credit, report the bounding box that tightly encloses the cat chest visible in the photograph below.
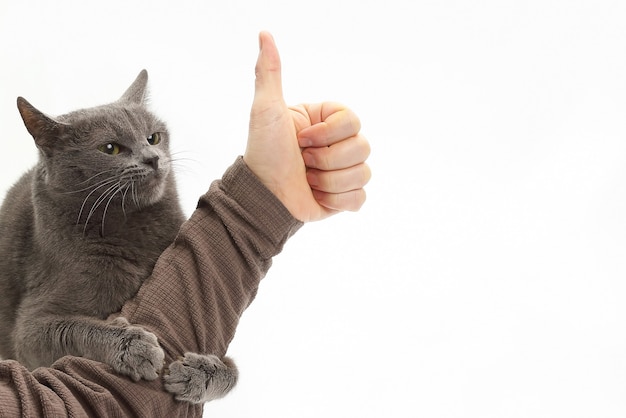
[33,246,157,317]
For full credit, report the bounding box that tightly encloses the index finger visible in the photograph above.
[297,103,361,148]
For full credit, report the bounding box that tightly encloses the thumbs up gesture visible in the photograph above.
[244,32,371,222]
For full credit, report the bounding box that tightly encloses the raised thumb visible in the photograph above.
[254,31,284,101]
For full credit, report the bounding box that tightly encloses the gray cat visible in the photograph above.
[0,70,237,404]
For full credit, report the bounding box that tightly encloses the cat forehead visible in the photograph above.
[59,103,164,131]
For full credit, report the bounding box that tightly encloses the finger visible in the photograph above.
[302,134,371,171]
[312,188,367,212]
[306,163,371,194]
[297,104,361,147]
[254,31,283,102]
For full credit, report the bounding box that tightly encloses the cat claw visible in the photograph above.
[109,317,165,381]
[164,352,238,404]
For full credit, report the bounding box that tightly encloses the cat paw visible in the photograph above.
[109,317,165,381]
[164,352,238,404]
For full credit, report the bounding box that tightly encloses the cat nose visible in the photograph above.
[144,156,159,171]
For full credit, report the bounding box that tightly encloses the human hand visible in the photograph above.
[244,32,371,223]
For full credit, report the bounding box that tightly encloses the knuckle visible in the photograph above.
[358,135,371,159]
[349,111,362,135]
[347,189,366,212]
[361,164,372,186]
[323,171,338,191]
[319,148,333,170]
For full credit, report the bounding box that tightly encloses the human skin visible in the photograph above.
[0,31,371,418]
[245,31,371,223]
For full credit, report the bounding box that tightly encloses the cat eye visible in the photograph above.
[147,132,161,145]
[98,143,121,155]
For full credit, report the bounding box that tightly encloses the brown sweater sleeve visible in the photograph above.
[0,157,303,418]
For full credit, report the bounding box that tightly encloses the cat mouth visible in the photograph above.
[138,170,162,187]
[74,167,170,218]
[133,169,168,204]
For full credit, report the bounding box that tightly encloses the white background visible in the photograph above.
[1,1,625,417]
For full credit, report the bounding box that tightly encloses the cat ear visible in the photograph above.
[17,97,68,148]
[119,69,148,104]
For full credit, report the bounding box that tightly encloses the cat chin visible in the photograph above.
[135,184,167,207]
[132,170,169,206]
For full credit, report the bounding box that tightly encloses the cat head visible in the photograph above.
[16,70,175,213]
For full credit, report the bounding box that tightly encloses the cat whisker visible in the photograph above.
[169,154,200,171]
[170,156,199,164]
[120,183,132,219]
[170,162,197,177]
[75,168,119,185]
[67,178,116,195]
[131,178,140,208]
[101,182,127,234]
[83,181,123,234]
[75,165,163,233]
[76,177,121,225]
[170,149,198,159]
[64,169,121,194]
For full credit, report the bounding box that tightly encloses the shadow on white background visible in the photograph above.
[1,1,625,416]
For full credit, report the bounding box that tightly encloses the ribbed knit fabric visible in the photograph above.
[0,157,302,417]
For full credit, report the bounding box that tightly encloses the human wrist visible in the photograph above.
[220,156,303,251]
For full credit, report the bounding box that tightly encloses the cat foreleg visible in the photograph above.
[164,352,238,404]
[103,316,165,381]
[14,314,164,381]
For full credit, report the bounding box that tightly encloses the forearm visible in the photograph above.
[122,155,302,359]
[0,156,302,417]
